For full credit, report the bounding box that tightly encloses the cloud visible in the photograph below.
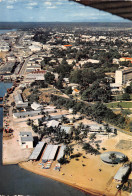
[44,2,52,6]
[28,2,38,6]
[26,6,33,9]
[47,6,57,9]
[7,5,14,9]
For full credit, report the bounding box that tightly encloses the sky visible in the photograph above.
[0,0,130,22]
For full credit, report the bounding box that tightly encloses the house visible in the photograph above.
[19,132,33,149]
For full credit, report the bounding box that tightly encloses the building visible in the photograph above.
[57,145,66,161]
[60,125,72,134]
[114,165,130,182]
[29,142,45,161]
[13,110,41,118]
[19,132,33,149]
[46,120,60,128]
[115,68,132,85]
[14,93,28,108]
[31,102,42,111]
[42,144,58,162]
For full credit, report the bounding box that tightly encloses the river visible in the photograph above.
[0,82,90,195]
[0,29,16,35]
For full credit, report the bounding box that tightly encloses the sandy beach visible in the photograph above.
[18,130,132,196]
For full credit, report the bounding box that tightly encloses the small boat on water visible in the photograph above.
[0,97,3,101]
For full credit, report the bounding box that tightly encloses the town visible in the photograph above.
[1,22,132,195]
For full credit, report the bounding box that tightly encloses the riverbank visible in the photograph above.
[19,160,103,196]
[17,130,132,196]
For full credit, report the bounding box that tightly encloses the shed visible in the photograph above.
[48,145,58,160]
[57,145,66,161]
[29,142,45,160]
[42,145,58,162]
[114,165,130,182]
[42,145,53,162]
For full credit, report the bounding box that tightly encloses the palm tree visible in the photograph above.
[64,145,74,159]
[104,124,112,138]
[120,155,128,165]
[109,153,117,165]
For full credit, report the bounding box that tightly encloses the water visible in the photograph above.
[0,82,90,195]
[0,29,16,35]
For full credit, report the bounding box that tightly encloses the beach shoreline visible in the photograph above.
[19,161,104,196]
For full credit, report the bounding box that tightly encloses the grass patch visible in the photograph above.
[106,102,132,109]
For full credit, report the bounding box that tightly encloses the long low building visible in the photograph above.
[114,165,130,182]
[29,142,45,161]
[14,93,28,108]
[57,145,65,161]
[42,145,58,162]
[13,110,41,118]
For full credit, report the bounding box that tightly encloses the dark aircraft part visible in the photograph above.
[71,0,132,21]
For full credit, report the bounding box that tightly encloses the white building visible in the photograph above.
[115,68,132,85]
[14,93,28,108]
[31,102,42,111]
[19,132,33,149]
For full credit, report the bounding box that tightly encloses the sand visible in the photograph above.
[19,131,132,196]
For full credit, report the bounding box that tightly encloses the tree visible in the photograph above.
[64,145,74,159]
[45,72,55,84]
[104,124,112,138]
[89,133,96,142]
[109,153,117,165]
[122,93,130,101]
[114,128,117,135]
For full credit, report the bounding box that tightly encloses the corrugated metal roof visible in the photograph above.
[48,145,58,160]
[57,145,66,161]
[42,145,53,161]
[21,136,33,142]
[71,0,132,21]
[29,142,45,160]
[42,145,59,161]
[114,165,130,181]
[20,132,32,136]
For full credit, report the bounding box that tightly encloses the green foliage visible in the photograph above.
[65,86,72,95]
[31,80,48,88]
[82,80,111,102]
[83,143,100,155]
[51,95,127,129]
[69,69,97,88]
[45,72,55,84]
[55,59,73,77]
[122,93,130,101]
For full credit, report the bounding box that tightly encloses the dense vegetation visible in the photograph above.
[51,94,126,128]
